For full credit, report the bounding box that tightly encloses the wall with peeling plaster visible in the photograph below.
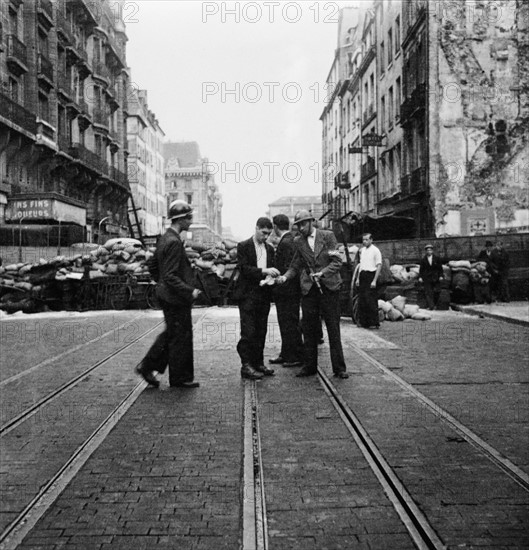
[431,0,528,236]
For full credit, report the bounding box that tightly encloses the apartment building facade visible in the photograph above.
[164,141,222,236]
[322,1,528,238]
[0,0,130,243]
[126,88,165,237]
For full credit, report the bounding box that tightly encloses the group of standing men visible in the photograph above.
[234,211,349,380]
[135,200,353,388]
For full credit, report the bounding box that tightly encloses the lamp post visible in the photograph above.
[18,216,25,263]
[98,216,110,244]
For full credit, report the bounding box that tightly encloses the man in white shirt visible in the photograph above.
[355,233,382,329]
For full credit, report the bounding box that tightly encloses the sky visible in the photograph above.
[126,0,354,239]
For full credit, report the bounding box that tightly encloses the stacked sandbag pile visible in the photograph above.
[389,264,420,285]
[448,260,473,303]
[184,238,239,280]
[0,238,152,314]
[54,238,151,281]
[377,295,432,322]
[469,261,490,286]
[0,257,70,313]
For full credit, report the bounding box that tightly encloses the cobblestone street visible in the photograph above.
[1,305,528,549]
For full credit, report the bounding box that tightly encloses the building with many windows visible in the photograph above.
[164,141,222,239]
[126,88,165,237]
[322,1,528,238]
[0,0,130,243]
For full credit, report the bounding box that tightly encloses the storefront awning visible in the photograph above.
[5,193,86,226]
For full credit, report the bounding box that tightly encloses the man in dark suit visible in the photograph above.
[476,240,495,303]
[277,210,348,379]
[491,240,510,302]
[270,214,304,367]
[419,243,444,310]
[234,217,280,380]
[136,200,202,388]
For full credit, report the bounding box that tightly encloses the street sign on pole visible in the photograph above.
[348,146,363,154]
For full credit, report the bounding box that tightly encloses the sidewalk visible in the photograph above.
[451,300,529,326]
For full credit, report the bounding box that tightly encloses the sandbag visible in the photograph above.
[390,295,407,313]
[403,304,420,318]
[411,311,432,321]
[378,299,393,313]
[386,307,404,321]
[448,260,471,269]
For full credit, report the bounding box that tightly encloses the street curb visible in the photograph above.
[450,303,529,327]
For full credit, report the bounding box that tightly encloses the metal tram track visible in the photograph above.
[244,347,528,549]
[0,319,165,437]
[244,370,445,550]
[0,312,148,388]
[346,341,529,493]
[317,368,447,550]
[0,310,210,550]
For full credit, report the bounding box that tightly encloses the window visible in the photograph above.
[9,7,18,36]
[380,41,385,72]
[186,193,193,204]
[395,77,401,118]
[9,77,19,102]
[395,16,401,53]
[38,29,49,57]
[38,92,49,121]
[388,29,393,64]
[388,86,394,126]
[369,73,374,107]
[381,95,386,132]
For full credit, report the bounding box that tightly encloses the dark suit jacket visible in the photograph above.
[273,232,300,300]
[154,228,196,306]
[285,229,342,295]
[419,254,444,283]
[232,237,275,302]
[477,249,496,274]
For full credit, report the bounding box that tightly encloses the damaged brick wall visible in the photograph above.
[436,0,528,233]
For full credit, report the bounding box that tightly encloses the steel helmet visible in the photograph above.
[168,199,193,220]
[292,209,315,226]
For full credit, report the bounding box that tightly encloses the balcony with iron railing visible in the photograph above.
[0,91,37,134]
[110,166,129,189]
[67,0,100,26]
[58,132,72,153]
[93,107,109,128]
[38,53,54,85]
[361,156,377,182]
[56,10,74,44]
[92,61,110,84]
[37,0,54,28]
[7,34,28,75]
[57,70,73,99]
[70,142,108,175]
[410,166,427,194]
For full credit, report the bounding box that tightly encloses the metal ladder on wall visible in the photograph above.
[127,194,145,245]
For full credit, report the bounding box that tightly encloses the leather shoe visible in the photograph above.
[135,364,160,388]
[282,360,303,368]
[241,364,264,380]
[172,381,200,388]
[334,372,349,379]
[255,364,275,376]
[318,338,324,345]
[269,356,284,364]
[296,368,317,377]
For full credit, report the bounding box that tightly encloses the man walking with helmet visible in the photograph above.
[135,200,202,388]
[276,210,349,379]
